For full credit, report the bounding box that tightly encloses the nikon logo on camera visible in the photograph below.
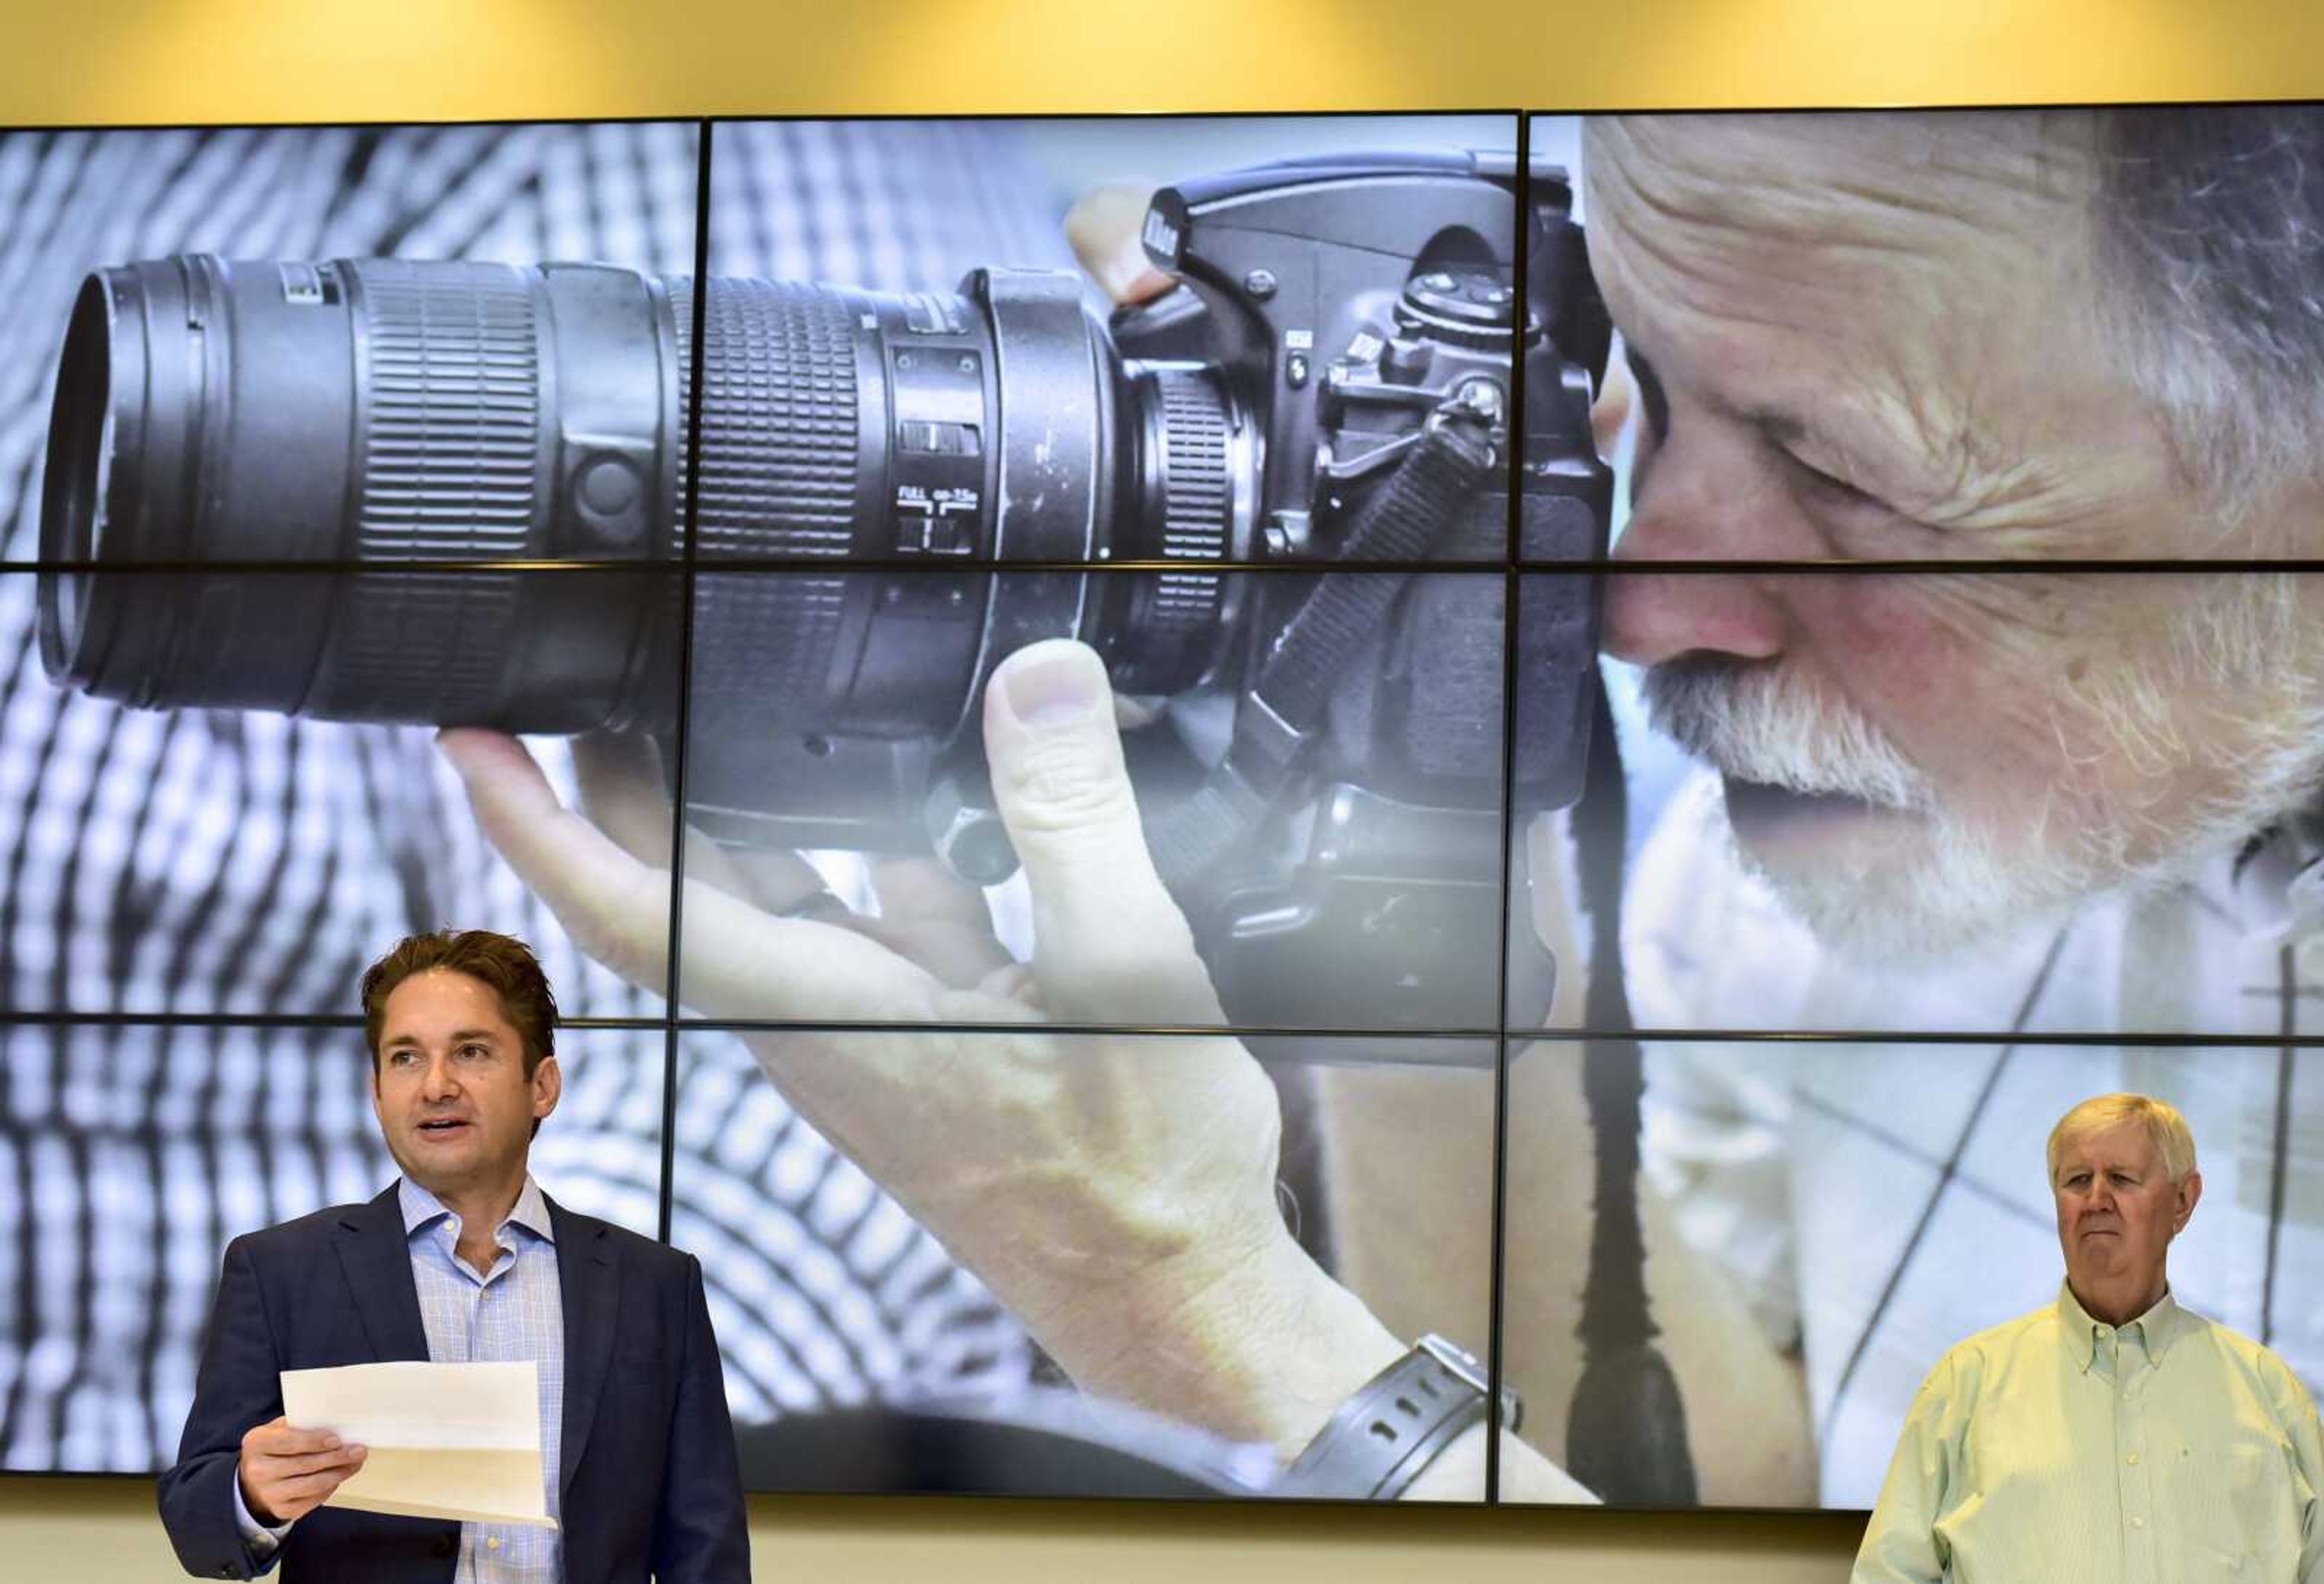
[1141,208,1181,266]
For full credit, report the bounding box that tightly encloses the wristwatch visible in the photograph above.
[1272,1334,1520,1500]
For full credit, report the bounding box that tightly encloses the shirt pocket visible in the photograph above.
[2184,1438,2296,1566]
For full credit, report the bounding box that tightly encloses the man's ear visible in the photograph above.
[531,1053,562,1124]
[2172,1168,2203,1234]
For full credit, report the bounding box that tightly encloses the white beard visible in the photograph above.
[1640,605,2324,967]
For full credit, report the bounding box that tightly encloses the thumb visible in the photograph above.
[1063,181,1177,307]
[982,640,1223,1023]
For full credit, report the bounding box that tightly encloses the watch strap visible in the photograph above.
[1273,1334,1518,1500]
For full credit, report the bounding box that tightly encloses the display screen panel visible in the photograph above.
[1525,109,2324,567]
[697,116,1521,567]
[1514,570,2324,1039]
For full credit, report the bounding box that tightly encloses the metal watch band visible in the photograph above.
[1273,1334,1521,1500]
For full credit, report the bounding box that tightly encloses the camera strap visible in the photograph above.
[1143,407,1499,889]
[1561,680,1700,1505]
[1247,408,1500,735]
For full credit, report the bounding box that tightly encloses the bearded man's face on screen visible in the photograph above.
[1583,110,2324,960]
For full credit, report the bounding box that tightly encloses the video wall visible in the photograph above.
[2,106,2320,1510]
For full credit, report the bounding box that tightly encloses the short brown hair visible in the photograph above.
[360,929,559,1078]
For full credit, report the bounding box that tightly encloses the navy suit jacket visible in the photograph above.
[157,1184,750,1583]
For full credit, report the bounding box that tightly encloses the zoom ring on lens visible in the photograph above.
[681,278,864,560]
[353,261,542,561]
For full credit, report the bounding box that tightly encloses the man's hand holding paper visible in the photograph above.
[235,1416,367,1528]
[277,1361,555,1530]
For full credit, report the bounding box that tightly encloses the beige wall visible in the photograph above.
[2,2,2316,1579]
[5,1477,1862,1581]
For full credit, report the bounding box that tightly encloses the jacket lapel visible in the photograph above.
[549,1193,620,1497]
[335,1183,430,1362]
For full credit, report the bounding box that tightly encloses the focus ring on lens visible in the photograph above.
[681,278,863,559]
[353,261,542,561]
[1152,367,1232,566]
[1116,367,1233,694]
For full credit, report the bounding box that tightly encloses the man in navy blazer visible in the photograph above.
[157,930,750,1582]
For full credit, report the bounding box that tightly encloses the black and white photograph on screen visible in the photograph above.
[1499,104,2324,1509]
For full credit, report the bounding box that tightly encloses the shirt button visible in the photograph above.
[2126,1453,2139,1465]
[2132,1516,2145,1530]
[488,1536,502,1551]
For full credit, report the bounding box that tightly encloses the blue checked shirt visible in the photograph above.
[235,1176,565,1581]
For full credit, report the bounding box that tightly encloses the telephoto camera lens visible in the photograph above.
[39,255,1246,746]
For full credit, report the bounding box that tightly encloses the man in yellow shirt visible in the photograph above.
[1853,1094,2324,1582]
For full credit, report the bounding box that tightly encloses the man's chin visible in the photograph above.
[384,1142,496,1196]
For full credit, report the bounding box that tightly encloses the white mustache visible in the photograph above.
[1642,658,1934,813]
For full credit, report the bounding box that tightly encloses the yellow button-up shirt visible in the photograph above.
[1853,1284,2324,1583]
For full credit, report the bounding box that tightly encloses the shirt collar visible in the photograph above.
[397,1175,556,1245]
[2058,1279,2188,1370]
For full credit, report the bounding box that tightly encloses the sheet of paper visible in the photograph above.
[280,1360,557,1530]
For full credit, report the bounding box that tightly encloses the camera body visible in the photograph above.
[1106,151,1614,1027]
[39,149,1612,1032]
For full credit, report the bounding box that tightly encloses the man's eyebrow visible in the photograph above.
[1741,405,1862,477]
[1627,341,1874,486]
[380,1027,505,1047]
[1627,338,1982,517]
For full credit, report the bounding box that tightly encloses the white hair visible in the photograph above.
[2092,106,2324,526]
[2046,1092,2198,1186]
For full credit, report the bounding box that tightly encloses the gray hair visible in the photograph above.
[2046,1092,2199,1187]
[2092,106,2324,523]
